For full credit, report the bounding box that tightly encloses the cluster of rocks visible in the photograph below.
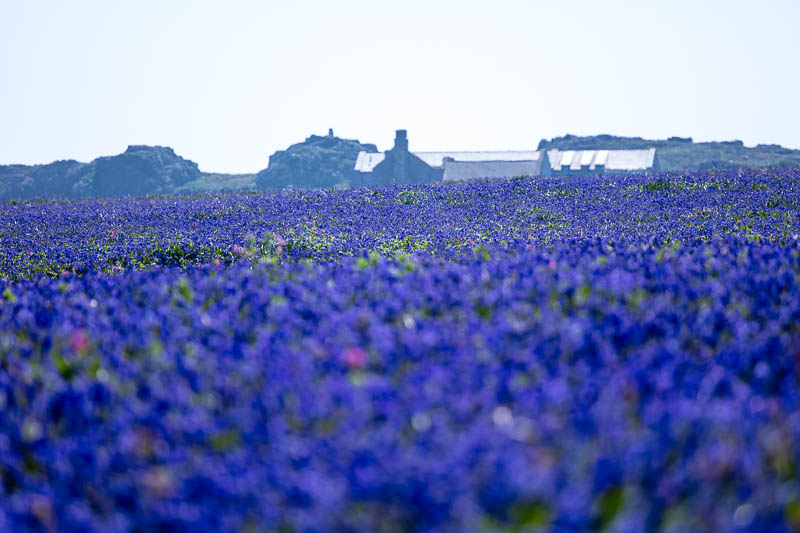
[0,145,204,200]
[0,131,380,199]
[255,131,377,190]
[92,145,202,196]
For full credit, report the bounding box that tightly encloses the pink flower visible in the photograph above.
[343,346,367,369]
[70,329,89,355]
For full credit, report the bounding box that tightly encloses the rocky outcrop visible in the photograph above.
[91,145,202,197]
[0,160,89,200]
[0,146,246,200]
[256,133,378,189]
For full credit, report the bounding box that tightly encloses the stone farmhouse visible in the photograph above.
[354,130,659,184]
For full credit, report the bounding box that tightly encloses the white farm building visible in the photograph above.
[354,130,659,184]
[548,148,659,175]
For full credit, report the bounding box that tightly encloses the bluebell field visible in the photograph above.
[1,169,800,531]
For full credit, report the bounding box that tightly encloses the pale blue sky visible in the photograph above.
[1,1,798,173]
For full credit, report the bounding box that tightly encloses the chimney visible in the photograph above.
[393,129,408,151]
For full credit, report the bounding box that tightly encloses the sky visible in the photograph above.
[1,1,798,173]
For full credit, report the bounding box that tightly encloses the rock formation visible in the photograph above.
[256,133,378,189]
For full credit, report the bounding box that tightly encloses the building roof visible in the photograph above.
[442,159,545,182]
[605,148,656,170]
[354,150,544,172]
[414,151,543,168]
[354,152,386,172]
[548,148,656,172]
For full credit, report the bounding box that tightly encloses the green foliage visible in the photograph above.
[786,499,800,529]
[357,251,383,270]
[176,173,256,193]
[284,222,338,260]
[243,233,286,264]
[481,501,551,532]
[2,287,14,303]
[377,235,431,255]
[593,486,625,530]
[53,353,79,381]
[210,429,241,452]
[174,278,194,304]
[473,244,491,261]
[510,501,551,529]
[394,189,429,206]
